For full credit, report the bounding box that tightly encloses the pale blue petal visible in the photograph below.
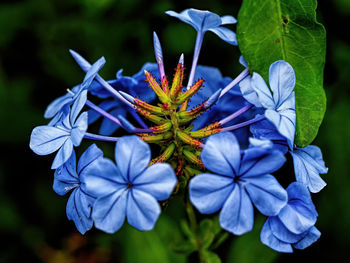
[269,61,295,107]
[30,126,69,155]
[133,163,177,201]
[201,132,240,177]
[66,188,93,234]
[265,107,295,148]
[51,139,73,169]
[221,15,237,25]
[260,218,293,253]
[127,189,161,231]
[251,72,275,109]
[166,10,195,29]
[208,27,237,45]
[187,9,221,31]
[239,148,286,177]
[293,226,321,250]
[70,90,87,124]
[286,182,317,215]
[77,144,103,175]
[278,201,317,235]
[92,189,128,234]
[81,158,126,198]
[189,173,234,214]
[291,145,327,193]
[239,56,248,68]
[44,94,73,119]
[81,56,105,90]
[239,76,263,107]
[71,112,88,146]
[53,151,78,196]
[219,184,254,235]
[248,137,274,149]
[115,136,150,182]
[269,216,304,243]
[244,174,288,216]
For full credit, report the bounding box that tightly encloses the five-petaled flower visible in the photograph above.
[81,135,177,233]
[189,132,287,235]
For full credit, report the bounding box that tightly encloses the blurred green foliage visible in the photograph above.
[0,0,349,262]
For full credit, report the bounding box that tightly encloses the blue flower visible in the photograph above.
[44,57,105,120]
[30,91,88,169]
[291,145,328,193]
[81,135,177,233]
[189,132,287,235]
[166,8,237,45]
[261,182,320,253]
[240,60,296,148]
[53,144,103,234]
[88,63,159,135]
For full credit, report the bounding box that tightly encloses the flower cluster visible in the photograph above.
[30,8,327,254]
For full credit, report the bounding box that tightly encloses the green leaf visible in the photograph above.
[201,250,222,263]
[237,0,326,146]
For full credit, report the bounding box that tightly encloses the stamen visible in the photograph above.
[218,104,253,126]
[69,49,135,109]
[220,115,265,132]
[136,107,165,124]
[138,132,173,143]
[150,122,172,133]
[219,68,249,98]
[170,54,185,99]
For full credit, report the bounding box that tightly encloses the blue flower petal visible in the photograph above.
[71,112,88,146]
[51,139,73,169]
[269,216,304,243]
[30,126,69,155]
[44,94,73,119]
[291,145,327,193]
[81,158,126,198]
[268,61,296,108]
[77,144,103,174]
[244,174,288,216]
[53,151,78,196]
[293,226,321,250]
[126,189,161,231]
[208,27,237,45]
[239,76,263,107]
[278,184,317,234]
[201,132,240,177]
[239,147,286,177]
[260,218,293,253]
[133,163,177,201]
[189,173,234,214]
[70,90,87,124]
[219,184,254,235]
[220,15,237,25]
[80,56,105,91]
[115,136,151,182]
[92,189,128,233]
[66,188,93,234]
[251,72,275,109]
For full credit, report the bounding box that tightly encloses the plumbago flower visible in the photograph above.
[189,132,287,235]
[81,135,177,233]
[29,7,327,259]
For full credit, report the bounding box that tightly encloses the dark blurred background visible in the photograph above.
[0,0,349,262]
